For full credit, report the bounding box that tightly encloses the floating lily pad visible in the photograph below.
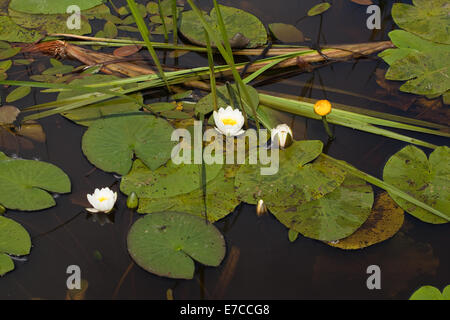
[9,0,104,14]
[9,8,92,37]
[127,212,226,279]
[269,23,304,42]
[383,145,450,224]
[307,3,331,16]
[179,5,267,48]
[0,216,31,276]
[121,158,223,199]
[392,0,450,45]
[195,84,259,116]
[380,30,450,97]
[235,142,347,206]
[327,192,404,249]
[58,75,143,126]
[6,86,31,103]
[0,154,71,211]
[82,114,176,175]
[410,285,450,300]
[0,16,40,43]
[270,175,374,242]
[138,165,240,222]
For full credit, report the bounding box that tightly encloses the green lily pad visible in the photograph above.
[0,154,71,211]
[82,114,176,175]
[9,0,104,14]
[326,192,404,250]
[409,285,450,300]
[0,16,40,43]
[127,212,226,279]
[269,23,304,42]
[58,75,143,126]
[6,86,31,103]
[138,165,240,222]
[392,0,450,45]
[0,216,31,276]
[179,5,267,48]
[195,84,259,115]
[121,158,223,199]
[307,3,331,16]
[383,145,450,224]
[235,142,347,206]
[9,8,92,37]
[381,30,450,97]
[270,175,374,242]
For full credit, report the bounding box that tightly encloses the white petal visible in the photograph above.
[86,208,100,213]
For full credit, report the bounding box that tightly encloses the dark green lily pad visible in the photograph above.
[0,153,71,211]
[127,212,226,279]
[409,285,450,300]
[0,216,31,276]
[9,8,92,37]
[383,145,449,224]
[120,158,223,199]
[9,0,104,14]
[235,142,347,206]
[380,30,450,97]
[58,75,142,126]
[179,5,267,48]
[0,16,40,43]
[392,0,450,45]
[82,114,176,175]
[270,175,374,242]
[195,84,259,115]
[138,165,240,222]
[269,23,304,42]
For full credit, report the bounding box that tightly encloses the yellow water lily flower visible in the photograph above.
[314,99,332,116]
[86,187,117,214]
[213,106,245,137]
[271,124,293,149]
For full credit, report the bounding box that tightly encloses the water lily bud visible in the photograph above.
[271,124,293,149]
[127,192,139,210]
[0,204,5,215]
[256,199,267,217]
[314,99,332,116]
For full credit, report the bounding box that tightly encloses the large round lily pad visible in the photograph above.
[392,0,450,45]
[127,212,226,279]
[0,155,71,211]
[179,5,267,48]
[270,175,374,242]
[9,0,104,14]
[82,114,176,175]
[326,192,404,250]
[138,165,240,222]
[0,16,40,43]
[0,216,31,276]
[235,142,347,206]
[120,158,223,199]
[383,145,449,224]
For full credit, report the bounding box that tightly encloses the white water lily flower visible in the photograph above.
[213,106,245,137]
[271,124,293,149]
[86,187,117,214]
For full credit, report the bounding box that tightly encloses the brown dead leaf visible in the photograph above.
[326,192,404,250]
[113,45,142,57]
[0,105,20,125]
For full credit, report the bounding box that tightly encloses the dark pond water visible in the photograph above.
[1,0,448,299]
